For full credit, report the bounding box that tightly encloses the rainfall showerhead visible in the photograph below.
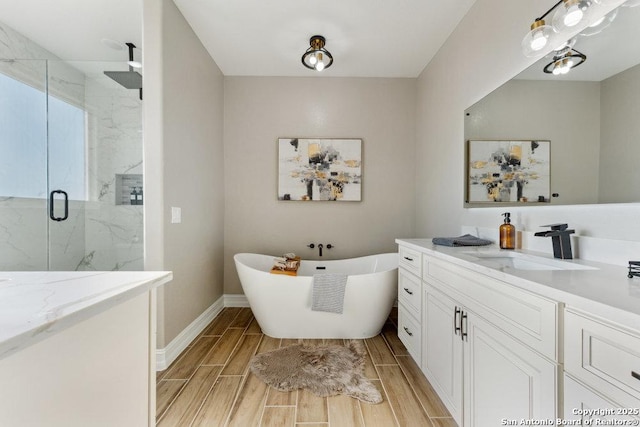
[104,42,142,95]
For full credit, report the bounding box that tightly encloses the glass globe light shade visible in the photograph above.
[521,20,555,57]
[553,0,595,32]
[564,4,584,26]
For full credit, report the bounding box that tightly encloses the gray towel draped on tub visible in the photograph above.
[312,273,348,314]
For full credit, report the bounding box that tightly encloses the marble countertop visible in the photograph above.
[396,238,640,331]
[0,271,172,360]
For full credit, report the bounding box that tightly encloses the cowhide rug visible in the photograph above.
[249,340,382,404]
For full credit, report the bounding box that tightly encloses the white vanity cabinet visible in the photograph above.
[397,245,423,363]
[422,255,559,426]
[422,282,463,421]
[396,238,640,427]
[563,308,640,418]
[564,374,640,424]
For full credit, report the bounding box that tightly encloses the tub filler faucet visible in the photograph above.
[307,243,333,257]
[534,223,575,259]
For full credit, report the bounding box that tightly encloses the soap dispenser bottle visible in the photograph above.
[500,212,516,249]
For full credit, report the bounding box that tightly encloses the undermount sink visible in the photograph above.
[462,251,598,271]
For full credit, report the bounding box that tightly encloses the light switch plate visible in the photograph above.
[171,207,181,224]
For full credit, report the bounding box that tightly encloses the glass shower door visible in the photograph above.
[0,59,49,270]
[0,58,143,272]
[47,60,144,271]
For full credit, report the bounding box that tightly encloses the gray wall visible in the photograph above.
[144,0,225,346]
[599,63,640,203]
[223,77,416,294]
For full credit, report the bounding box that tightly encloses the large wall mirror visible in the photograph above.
[464,3,640,206]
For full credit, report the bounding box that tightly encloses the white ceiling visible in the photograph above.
[172,0,476,77]
[0,0,476,78]
[0,0,142,63]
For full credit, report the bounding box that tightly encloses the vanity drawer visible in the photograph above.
[565,308,640,409]
[398,269,421,319]
[398,307,421,363]
[399,245,422,277]
[424,256,559,361]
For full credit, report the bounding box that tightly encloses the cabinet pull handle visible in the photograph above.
[454,306,461,335]
[632,371,640,381]
[403,287,413,295]
[403,256,414,262]
[403,326,413,337]
[461,311,468,342]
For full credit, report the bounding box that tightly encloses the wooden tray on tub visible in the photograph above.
[270,256,301,276]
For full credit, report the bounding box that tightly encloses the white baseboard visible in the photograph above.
[224,294,249,307]
[155,294,250,371]
[156,296,224,371]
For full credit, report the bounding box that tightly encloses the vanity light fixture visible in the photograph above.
[522,0,607,57]
[301,35,333,71]
[552,0,594,32]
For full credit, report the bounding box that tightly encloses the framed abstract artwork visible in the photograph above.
[466,140,550,204]
[278,138,362,201]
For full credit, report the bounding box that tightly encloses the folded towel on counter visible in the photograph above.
[311,273,348,314]
[432,234,493,247]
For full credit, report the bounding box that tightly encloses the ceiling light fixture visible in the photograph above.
[301,35,333,72]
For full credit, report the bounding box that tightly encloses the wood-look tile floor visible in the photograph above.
[156,307,455,427]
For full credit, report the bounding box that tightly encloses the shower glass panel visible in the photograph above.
[0,59,48,270]
[0,59,143,271]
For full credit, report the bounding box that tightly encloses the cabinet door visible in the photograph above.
[463,313,558,427]
[423,282,463,424]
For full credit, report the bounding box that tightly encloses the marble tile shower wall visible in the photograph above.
[0,21,143,271]
[84,81,143,271]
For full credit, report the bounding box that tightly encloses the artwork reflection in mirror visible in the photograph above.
[466,140,550,204]
[464,3,640,206]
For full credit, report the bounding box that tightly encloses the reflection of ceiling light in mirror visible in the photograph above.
[580,8,617,36]
[552,37,577,53]
[543,48,587,74]
[101,38,124,50]
[128,61,142,69]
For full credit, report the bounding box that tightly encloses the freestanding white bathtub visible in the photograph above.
[234,253,398,339]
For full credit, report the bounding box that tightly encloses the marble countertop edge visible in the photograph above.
[0,271,173,360]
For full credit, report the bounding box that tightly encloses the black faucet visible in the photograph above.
[534,223,575,259]
[307,243,333,257]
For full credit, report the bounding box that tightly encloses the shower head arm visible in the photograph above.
[126,43,136,71]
